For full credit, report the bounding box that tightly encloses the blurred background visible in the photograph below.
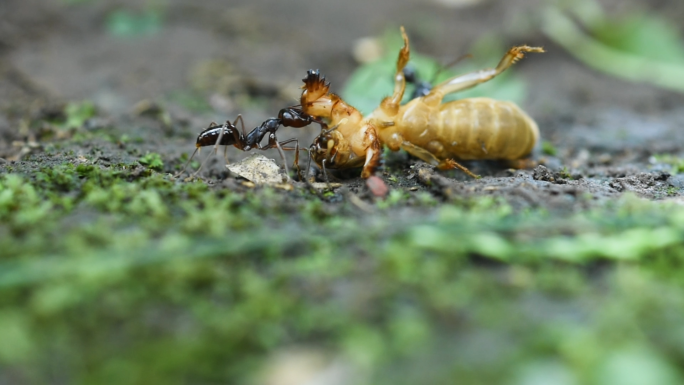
[3,0,684,161]
[2,0,684,384]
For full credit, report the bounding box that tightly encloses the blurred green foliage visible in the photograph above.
[542,141,558,156]
[106,9,163,37]
[652,154,684,174]
[542,0,684,92]
[2,162,684,383]
[61,0,95,5]
[590,12,684,64]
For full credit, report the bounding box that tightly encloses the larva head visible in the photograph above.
[301,70,331,106]
[309,128,345,168]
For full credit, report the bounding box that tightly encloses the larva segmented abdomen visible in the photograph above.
[433,97,538,160]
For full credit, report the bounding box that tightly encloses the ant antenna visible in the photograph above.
[235,114,246,137]
[431,53,472,83]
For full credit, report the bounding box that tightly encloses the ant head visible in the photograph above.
[195,122,238,148]
[278,107,312,128]
[278,106,301,120]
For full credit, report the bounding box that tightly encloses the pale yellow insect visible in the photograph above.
[303,27,544,178]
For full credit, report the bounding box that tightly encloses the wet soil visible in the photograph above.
[2,0,684,209]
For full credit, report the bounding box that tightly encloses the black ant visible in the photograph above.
[178,106,327,179]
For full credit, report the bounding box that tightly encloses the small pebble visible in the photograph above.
[366,175,389,197]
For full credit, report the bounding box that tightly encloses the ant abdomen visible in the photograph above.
[195,123,239,148]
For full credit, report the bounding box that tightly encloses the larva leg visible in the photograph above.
[359,126,382,179]
[379,26,410,116]
[360,140,381,179]
[423,46,544,106]
[401,141,480,179]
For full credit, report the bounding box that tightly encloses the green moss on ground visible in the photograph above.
[1,156,684,385]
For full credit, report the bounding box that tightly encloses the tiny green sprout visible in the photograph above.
[542,141,557,156]
[415,192,437,206]
[138,153,164,171]
[377,189,407,209]
[388,175,398,183]
[559,167,572,179]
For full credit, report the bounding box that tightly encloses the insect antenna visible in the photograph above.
[433,53,472,82]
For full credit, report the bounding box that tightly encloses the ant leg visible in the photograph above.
[191,147,218,178]
[306,146,314,182]
[400,141,480,178]
[211,122,228,155]
[321,159,331,189]
[379,26,410,116]
[424,46,544,106]
[192,122,228,178]
[175,147,199,177]
[279,138,302,179]
[293,141,301,179]
[273,138,291,179]
[298,149,325,198]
